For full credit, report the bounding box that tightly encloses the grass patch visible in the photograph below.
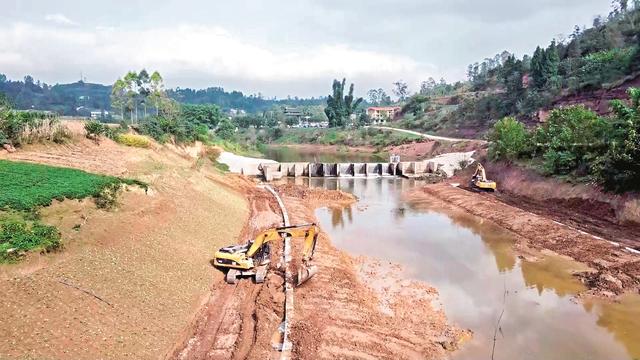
[115,133,152,148]
[0,160,146,212]
[269,128,421,148]
[0,212,61,263]
[212,138,263,157]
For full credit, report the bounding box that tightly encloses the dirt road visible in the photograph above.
[370,125,485,143]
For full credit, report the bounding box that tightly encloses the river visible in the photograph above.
[267,148,640,360]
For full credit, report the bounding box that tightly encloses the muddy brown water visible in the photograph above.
[284,176,640,360]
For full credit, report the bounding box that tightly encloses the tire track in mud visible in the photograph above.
[172,182,467,360]
[170,187,283,360]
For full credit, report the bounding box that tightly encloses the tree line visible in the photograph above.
[0,74,326,117]
[489,88,640,193]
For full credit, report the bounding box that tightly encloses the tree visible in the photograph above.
[488,117,530,161]
[110,79,127,120]
[324,79,363,127]
[530,46,546,89]
[216,117,235,140]
[392,80,409,102]
[137,69,151,118]
[531,41,560,90]
[181,104,222,128]
[537,105,610,175]
[420,78,437,96]
[401,94,430,116]
[597,87,640,192]
[123,71,139,124]
[149,71,165,116]
[367,88,391,106]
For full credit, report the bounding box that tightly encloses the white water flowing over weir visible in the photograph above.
[261,185,294,359]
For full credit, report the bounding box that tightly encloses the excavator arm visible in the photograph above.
[246,223,319,262]
[214,223,320,285]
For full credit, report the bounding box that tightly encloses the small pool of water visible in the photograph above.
[262,145,387,163]
[298,177,640,360]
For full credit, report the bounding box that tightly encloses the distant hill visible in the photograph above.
[0,77,110,115]
[0,75,324,116]
[396,4,640,138]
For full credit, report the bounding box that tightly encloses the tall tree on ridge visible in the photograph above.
[325,78,363,127]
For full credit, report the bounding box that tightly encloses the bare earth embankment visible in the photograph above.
[0,138,248,359]
[408,184,640,297]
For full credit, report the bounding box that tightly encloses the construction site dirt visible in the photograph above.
[2,134,639,359]
[172,181,468,359]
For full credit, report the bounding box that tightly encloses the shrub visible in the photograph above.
[93,182,122,210]
[537,106,610,175]
[115,133,151,148]
[141,115,196,143]
[205,146,222,162]
[216,118,236,140]
[0,216,61,262]
[595,88,640,192]
[0,109,60,146]
[50,123,72,144]
[488,117,530,161]
[84,120,106,140]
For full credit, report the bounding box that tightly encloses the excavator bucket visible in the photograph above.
[296,265,318,286]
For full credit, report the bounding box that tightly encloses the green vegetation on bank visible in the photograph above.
[0,95,71,147]
[0,160,145,211]
[0,212,61,263]
[0,160,146,262]
[235,127,421,151]
[489,88,640,193]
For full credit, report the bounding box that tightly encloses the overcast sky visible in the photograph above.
[0,0,612,98]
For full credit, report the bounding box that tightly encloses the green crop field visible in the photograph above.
[0,160,145,262]
[0,160,144,211]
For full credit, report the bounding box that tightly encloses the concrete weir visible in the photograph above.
[231,152,476,181]
[259,159,454,181]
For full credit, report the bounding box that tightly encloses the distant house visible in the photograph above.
[229,108,246,117]
[284,107,304,126]
[90,110,109,120]
[367,106,401,123]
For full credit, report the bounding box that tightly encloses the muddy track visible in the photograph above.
[170,187,283,360]
[171,183,466,359]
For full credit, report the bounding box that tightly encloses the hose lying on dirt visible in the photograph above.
[262,185,294,359]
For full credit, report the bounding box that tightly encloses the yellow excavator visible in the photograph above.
[213,223,319,286]
[470,162,497,191]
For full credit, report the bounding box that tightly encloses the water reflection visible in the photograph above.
[306,177,639,360]
[263,145,386,163]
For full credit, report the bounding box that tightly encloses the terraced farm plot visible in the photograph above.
[0,159,142,211]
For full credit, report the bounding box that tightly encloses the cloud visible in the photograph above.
[44,13,77,26]
[0,22,435,97]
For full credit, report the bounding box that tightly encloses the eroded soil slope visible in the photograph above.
[0,139,249,359]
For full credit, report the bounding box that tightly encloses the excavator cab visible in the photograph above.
[213,224,319,285]
[470,163,497,191]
